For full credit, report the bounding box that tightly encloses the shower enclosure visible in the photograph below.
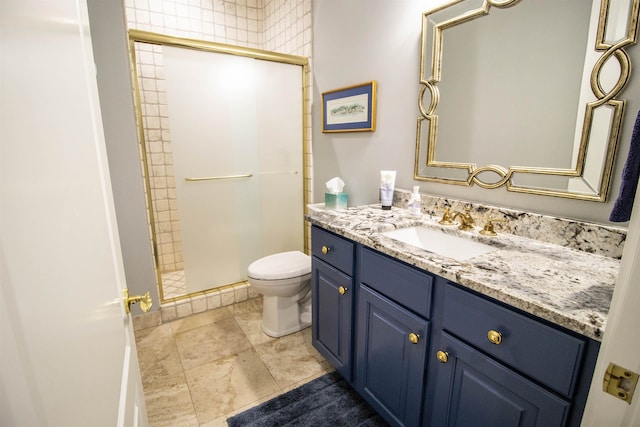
[130,31,308,300]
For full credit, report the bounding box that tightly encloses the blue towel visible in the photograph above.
[610,109,640,222]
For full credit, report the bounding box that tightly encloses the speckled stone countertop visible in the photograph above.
[306,203,621,341]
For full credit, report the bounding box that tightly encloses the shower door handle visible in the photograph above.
[185,173,253,182]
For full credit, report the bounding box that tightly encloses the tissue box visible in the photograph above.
[325,192,348,210]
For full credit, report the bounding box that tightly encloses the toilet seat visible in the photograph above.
[247,251,310,280]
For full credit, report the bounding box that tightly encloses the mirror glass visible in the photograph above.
[415,0,638,200]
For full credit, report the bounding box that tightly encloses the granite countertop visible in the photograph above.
[306,204,620,341]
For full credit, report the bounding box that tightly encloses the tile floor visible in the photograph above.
[161,270,187,300]
[135,297,334,426]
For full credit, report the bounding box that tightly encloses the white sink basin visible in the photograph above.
[380,226,496,261]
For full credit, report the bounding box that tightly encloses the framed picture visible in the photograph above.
[322,81,377,132]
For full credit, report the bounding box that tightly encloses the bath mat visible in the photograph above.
[226,371,389,426]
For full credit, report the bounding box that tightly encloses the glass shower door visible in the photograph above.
[161,46,303,295]
[164,47,262,293]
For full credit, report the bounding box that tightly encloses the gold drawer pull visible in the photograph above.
[408,333,420,344]
[436,350,449,363]
[321,245,331,254]
[338,286,348,295]
[487,330,503,345]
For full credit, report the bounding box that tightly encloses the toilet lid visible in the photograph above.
[247,251,311,280]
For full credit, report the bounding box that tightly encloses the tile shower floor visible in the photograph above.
[135,297,333,426]
[161,270,187,300]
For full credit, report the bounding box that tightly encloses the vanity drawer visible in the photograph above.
[442,284,585,398]
[311,226,354,274]
[359,247,433,319]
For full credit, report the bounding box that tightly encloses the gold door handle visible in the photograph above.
[487,330,503,345]
[321,245,331,254]
[338,286,348,295]
[436,350,449,363]
[408,333,420,344]
[124,289,153,314]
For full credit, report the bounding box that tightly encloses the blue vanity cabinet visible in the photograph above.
[310,225,599,427]
[426,282,599,427]
[311,226,355,380]
[428,332,571,426]
[356,247,434,427]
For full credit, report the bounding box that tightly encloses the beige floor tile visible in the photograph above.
[253,329,328,389]
[133,311,162,331]
[136,327,184,390]
[228,299,277,347]
[212,388,283,425]
[143,374,198,427]
[300,326,334,369]
[136,298,334,425]
[280,368,335,394]
[226,297,262,316]
[174,316,253,371]
[135,322,174,342]
[184,347,281,424]
[169,306,233,335]
[199,416,231,427]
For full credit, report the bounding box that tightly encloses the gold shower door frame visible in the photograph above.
[128,30,310,303]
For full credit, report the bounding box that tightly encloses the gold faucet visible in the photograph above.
[450,208,475,231]
[438,207,455,226]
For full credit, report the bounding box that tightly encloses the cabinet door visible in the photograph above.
[428,332,570,427]
[312,257,354,379]
[357,285,429,427]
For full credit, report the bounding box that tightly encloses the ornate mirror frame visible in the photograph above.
[415,0,639,201]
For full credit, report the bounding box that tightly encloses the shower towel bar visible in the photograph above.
[185,173,253,182]
[185,171,298,181]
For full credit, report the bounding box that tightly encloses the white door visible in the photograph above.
[0,1,147,426]
[582,184,640,424]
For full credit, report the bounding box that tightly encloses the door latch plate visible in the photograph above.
[603,362,639,404]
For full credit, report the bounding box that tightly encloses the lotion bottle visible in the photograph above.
[408,186,421,216]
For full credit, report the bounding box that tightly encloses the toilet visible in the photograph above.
[247,251,312,337]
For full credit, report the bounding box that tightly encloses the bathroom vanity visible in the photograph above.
[308,202,621,427]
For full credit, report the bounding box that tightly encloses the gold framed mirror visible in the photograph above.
[415,0,639,201]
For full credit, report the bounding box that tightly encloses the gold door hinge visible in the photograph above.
[603,362,639,404]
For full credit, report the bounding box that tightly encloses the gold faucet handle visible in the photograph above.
[480,218,506,236]
[438,207,455,225]
[463,206,474,223]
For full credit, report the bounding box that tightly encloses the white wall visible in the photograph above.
[312,0,640,225]
[312,0,426,207]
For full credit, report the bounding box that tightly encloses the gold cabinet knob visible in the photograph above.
[338,286,348,295]
[436,350,449,363]
[408,332,420,344]
[321,245,331,254]
[487,330,503,345]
